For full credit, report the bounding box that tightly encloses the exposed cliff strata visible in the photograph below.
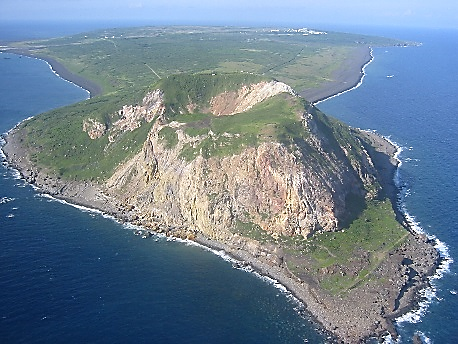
[208,80,296,116]
[108,90,165,142]
[103,82,377,239]
[2,75,439,344]
[82,90,166,142]
[82,118,106,139]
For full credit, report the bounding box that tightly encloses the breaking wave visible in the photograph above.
[315,47,374,105]
[385,138,453,339]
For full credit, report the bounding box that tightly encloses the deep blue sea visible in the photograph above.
[318,27,458,343]
[0,48,324,342]
[1,23,457,343]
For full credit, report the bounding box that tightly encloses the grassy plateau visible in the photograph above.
[4,26,414,293]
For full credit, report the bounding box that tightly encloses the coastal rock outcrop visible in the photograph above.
[103,79,381,240]
[3,73,439,344]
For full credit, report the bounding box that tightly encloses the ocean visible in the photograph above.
[1,24,457,343]
[0,54,325,342]
[318,27,458,343]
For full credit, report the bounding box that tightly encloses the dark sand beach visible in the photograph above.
[3,43,370,104]
[4,44,371,103]
[1,45,440,343]
[39,55,102,98]
[2,49,102,98]
[300,46,372,103]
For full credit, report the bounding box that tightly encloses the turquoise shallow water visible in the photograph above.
[1,24,457,343]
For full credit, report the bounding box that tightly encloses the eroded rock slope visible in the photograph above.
[92,78,384,240]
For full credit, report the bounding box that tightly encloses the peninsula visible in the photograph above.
[1,26,439,343]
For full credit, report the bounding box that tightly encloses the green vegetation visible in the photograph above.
[231,220,272,243]
[9,26,406,95]
[155,90,308,161]
[157,72,267,115]
[6,26,407,181]
[16,70,306,179]
[5,26,415,299]
[284,199,408,295]
[158,126,179,149]
[226,197,407,295]
[19,93,154,180]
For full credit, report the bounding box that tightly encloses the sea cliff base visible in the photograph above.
[1,128,440,344]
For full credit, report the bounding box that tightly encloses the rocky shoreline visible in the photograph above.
[2,121,440,343]
[0,46,441,343]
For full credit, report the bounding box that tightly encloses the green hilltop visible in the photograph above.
[157,72,267,114]
[5,27,422,299]
[17,71,372,184]
[5,26,408,182]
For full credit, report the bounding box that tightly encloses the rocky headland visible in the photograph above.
[2,72,440,343]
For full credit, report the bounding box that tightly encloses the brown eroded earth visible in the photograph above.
[1,52,440,343]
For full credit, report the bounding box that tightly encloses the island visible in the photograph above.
[1,26,439,343]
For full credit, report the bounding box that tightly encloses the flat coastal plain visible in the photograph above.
[1,26,439,343]
[3,123,440,343]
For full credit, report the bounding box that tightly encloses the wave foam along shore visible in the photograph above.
[0,52,91,98]
[41,58,91,98]
[3,142,326,339]
[307,38,451,335]
[35,54,100,97]
[355,122,452,340]
[300,46,374,104]
[1,50,102,98]
[315,47,374,105]
[300,48,448,340]
[376,135,453,340]
[1,39,444,343]
[2,120,337,340]
[394,189,453,326]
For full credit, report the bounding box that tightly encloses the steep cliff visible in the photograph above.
[4,72,439,343]
[88,73,385,240]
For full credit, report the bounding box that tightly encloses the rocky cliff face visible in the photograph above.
[4,73,437,343]
[83,89,166,142]
[100,78,383,240]
[208,80,295,116]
